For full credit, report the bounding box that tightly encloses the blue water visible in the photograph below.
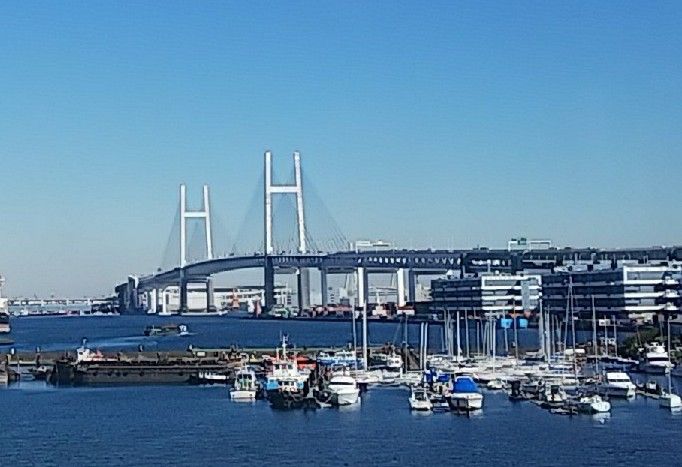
[1,383,680,466]
[2,317,681,465]
[6,315,548,353]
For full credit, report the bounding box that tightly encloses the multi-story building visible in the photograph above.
[507,237,552,251]
[431,273,542,317]
[542,263,682,323]
[145,285,293,314]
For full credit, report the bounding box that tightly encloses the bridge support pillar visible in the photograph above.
[357,267,368,308]
[179,278,188,313]
[160,287,168,315]
[264,258,275,312]
[206,278,216,312]
[148,289,157,314]
[408,269,416,303]
[155,288,161,314]
[320,269,328,307]
[397,268,406,307]
[296,268,310,311]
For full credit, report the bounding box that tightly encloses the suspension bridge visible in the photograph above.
[115,151,682,314]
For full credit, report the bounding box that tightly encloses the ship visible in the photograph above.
[0,275,10,333]
[50,346,237,386]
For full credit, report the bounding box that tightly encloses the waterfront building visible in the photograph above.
[542,263,682,323]
[431,273,542,317]
[507,237,552,251]
[143,285,293,314]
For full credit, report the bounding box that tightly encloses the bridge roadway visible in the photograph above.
[117,246,682,313]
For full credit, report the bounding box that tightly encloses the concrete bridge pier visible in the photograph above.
[160,287,169,315]
[206,278,216,312]
[408,269,416,303]
[357,267,369,308]
[396,268,406,307]
[296,268,311,311]
[320,268,328,307]
[264,258,275,312]
[179,276,188,313]
[147,289,157,314]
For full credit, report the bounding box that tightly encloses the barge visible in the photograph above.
[50,346,237,386]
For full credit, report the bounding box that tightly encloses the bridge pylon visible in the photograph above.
[263,150,309,311]
[179,184,213,268]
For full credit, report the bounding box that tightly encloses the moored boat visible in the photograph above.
[447,376,483,412]
[409,387,433,411]
[576,394,611,414]
[596,372,636,399]
[230,368,258,400]
[638,343,673,374]
[328,374,360,406]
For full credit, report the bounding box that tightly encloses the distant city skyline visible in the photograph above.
[1,2,681,296]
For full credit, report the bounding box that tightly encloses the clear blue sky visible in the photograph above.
[1,1,681,296]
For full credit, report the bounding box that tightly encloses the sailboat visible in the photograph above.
[659,318,681,410]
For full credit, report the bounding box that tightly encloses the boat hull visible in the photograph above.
[659,394,682,410]
[448,393,483,411]
[230,390,256,401]
[331,388,360,406]
[596,385,635,399]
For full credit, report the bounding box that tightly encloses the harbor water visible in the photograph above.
[2,316,681,466]
[1,382,681,466]
[4,315,618,353]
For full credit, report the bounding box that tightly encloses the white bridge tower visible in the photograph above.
[264,150,307,255]
[180,184,213,268]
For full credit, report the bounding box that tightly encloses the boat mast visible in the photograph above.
[592,295,598,375]
[464,309,470,359]
[456,310,461,361]
[538,300,546,362]
[667,316,673,395]
[362,303,368,371]
[352,305,358,370]
[570,277,577,381]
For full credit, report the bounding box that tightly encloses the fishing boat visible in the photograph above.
[409,387,433,411]
[596,372,636,399]
[262,336,308,398]
[576,394,611,414]
[230,368,258,400]
[328,374,360,406]
[447,376,483,411]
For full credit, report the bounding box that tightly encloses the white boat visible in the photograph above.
[317,350,359,367]
[596,372,636,398]
[230,368,258,400]
[328,374,360,406]
[486,379,505,390]
[639,343,673,374]
[409,388,433,411]
[576,394,611,414]
[659,392,682,410]
[448,376,483,411]
[197,371,229,383]
[540,384,567,406]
